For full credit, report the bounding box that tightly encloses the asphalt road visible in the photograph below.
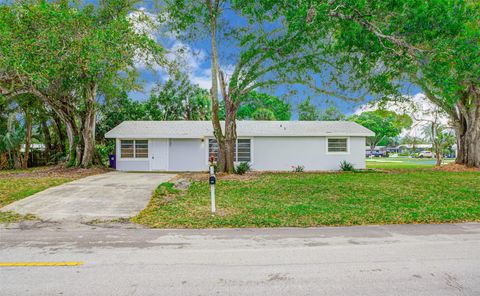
[1,222,479,295]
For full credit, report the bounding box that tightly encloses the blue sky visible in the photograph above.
[129,2,422,119]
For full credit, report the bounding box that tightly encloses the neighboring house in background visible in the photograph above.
[20,143,48,167]
[365,145,401,157]
[105,121,374,172]
[366,144,437,157]
[398,144,432,154]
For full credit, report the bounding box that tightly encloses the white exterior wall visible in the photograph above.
[114,136,367,172]
[115,138,150,171]
[251,136,366,171]
[168,139,206,171]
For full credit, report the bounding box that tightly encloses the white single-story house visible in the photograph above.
[105,121,374,172]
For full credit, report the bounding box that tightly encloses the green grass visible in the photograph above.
[0,177,74,207]
[0,177,74,223]
[366,158,454,169]
[133,170,480,228]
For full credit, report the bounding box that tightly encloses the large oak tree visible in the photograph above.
[0,0,164,167]
[163,0,366,172]
[242,0,480,167]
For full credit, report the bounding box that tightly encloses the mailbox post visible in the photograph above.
[209,165,216,214]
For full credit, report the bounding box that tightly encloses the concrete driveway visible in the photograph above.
[1,172,175,222]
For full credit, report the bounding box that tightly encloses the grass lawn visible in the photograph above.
[366,157,454,169]
[0,166,108,223]
[133,169,480,228]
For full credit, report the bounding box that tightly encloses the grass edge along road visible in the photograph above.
[133,167,480,228]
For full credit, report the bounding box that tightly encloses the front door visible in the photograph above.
[149,139,168,171]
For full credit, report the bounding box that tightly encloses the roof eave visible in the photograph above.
[104,133,375,138]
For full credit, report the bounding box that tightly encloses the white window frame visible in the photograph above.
[118,139,149,160]
[205,137,254,164]
[326,137,350,155]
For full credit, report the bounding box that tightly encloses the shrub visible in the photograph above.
[209,163,218,173]
[95,144,110,166]
[235,162,251,175]
[292,165,305,172]
[339,160,355,171]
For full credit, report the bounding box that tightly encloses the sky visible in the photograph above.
[129,1,423,119]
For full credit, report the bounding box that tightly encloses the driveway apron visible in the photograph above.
[1,172,175,222]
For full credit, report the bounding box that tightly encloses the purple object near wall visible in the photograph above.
[109,154,116,169]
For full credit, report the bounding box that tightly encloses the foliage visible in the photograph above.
[0,0,165,167]
[438,131,457,157]
[251,108,276,121]
[145,75,211,121]
[97,92,147,142]
[133,170,480,228]
[235,162,251,175]
[350,110,412,150]
[298,98,319,121]
[292,165,305,173]
[424,125,457,157]
[236,92,291,121]
[95,144,110,166]
[162,0,364,173]
[241,0,480,166]
[318,105,346,121]
[96,76,211,147]
[339,161,354,172]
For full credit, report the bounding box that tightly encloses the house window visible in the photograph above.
[120,140,148,158]
[208,138,251,162]
[237,139,251,162]
[208,139,219,161]
[121,140,134,158]
[135,140,149,158]
[327,138,348,153]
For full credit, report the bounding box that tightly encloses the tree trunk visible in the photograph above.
[22,111,32,169]
[62,114,81,167]
[28,89,82,166]
[41,119,52,162]
[431,122,442,167]
[80,83,97,167]
[13,150,22,169]
[454,117,466,165]
[224,101,237,173]
[369,142,376,157]
[435,150,442,166]
[455,90,480,168]
[207,0,228,172]
[52,113,66,155]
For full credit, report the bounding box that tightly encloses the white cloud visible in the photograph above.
[190,68,213,89]
[128,8,165,72]
[128,8,159,40]
[355,93,451,138]
[129,7,236,92]
[166,42,236,91]
[167,41,207,72]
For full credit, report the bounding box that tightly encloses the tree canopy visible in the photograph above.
[298,98,319,121]
[0,0,164,167]
[145,75,211,121]
[235,92,291,121]
[350,110,412,151]
[238,0,480,167]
